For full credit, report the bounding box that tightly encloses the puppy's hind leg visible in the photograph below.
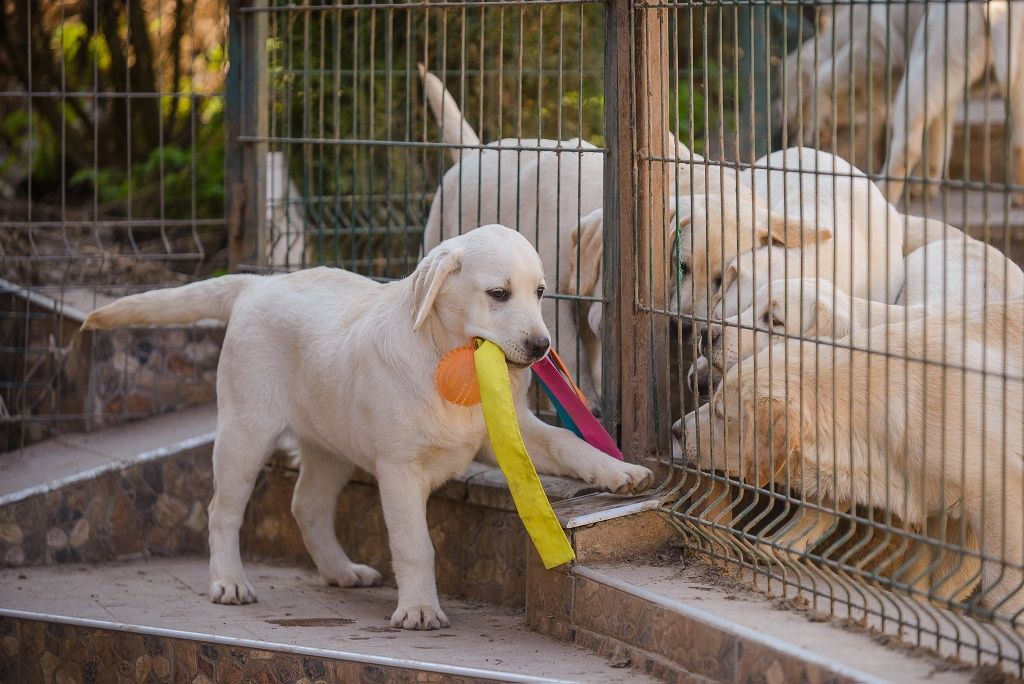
[978,495,1024,632]
[208,413,278,605]
[988,4,1024,205]
[292,442,382,588]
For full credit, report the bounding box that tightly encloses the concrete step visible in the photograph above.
[948,98,1012,185]
[529,556,978,684]
[526,493,996,683]
[0,557,655,683]
[903,189,1024,265]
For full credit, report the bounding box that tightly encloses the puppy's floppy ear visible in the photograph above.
[567,208,604,297]
[670,195,694,233]
[411,246,463,331]
[808,300,851,339]
[756,207,832,248]
[744,395,802,488]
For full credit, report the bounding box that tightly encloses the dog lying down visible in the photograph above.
[82,224,652,630]
[675,299,1024,627]
[697,238,1024,382]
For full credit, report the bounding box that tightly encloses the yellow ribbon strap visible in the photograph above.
[474,340,575,569]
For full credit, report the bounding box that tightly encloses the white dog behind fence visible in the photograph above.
[708,148,905,324]
[677,299,1024,629]
[882,0,1024,203]
[81,224,653,630]
[702,235,1024,379]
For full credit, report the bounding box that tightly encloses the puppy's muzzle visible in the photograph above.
[523,334,551,362]
[687,358,712,401]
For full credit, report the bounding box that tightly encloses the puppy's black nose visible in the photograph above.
[671,422,683,440]
[524,335,551,361]
[696,374,711,402]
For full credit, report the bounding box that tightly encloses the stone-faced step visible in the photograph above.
[528,551,980,683]
[0,407,599,608]
[0,277,224,450]
[0,558,657,683]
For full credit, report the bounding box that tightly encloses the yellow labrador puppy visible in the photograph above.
[671,191,821,333]
[702,238,1024,381]
[710,148,904,327]
[83,224,652,630]
[675,299,1024,628]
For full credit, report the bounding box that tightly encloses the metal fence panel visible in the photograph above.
[1,0,229,449]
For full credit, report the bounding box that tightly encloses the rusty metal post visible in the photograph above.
[604,0,672,461]
[226,0,267,271]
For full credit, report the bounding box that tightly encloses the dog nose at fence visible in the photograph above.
[708,325,721,347]
[524,335,551,361]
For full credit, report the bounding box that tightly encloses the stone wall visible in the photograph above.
[85,325,223,432]
[0,281,224,450]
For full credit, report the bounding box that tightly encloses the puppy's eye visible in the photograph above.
[712,275,723,290]
[487,288,510,302]
[536,286,545,299]
[680,262,690,277]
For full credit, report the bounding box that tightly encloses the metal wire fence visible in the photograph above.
[658,0,1024,673]
[0,0,229,450]
[5,0,1024,674]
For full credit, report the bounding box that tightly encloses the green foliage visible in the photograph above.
[0,0,226,221]
[69,107,224,219]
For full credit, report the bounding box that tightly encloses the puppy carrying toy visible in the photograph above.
[435,340,623,568]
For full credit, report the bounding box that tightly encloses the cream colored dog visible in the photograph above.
[802,3,926,173]
[882,0,1024,204]
[711,148,904,322]
[672,191,820,333]
[82,225,652,630]
[419,65,607,402]
[675,299,1024,628]
[702,239,1024,379]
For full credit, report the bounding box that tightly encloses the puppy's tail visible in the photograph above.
[418,63,480,164]
[81,274,260,330]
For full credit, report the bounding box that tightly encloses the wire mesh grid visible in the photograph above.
[0,1,229,449]
[654,0,1024,672]
[239,0,634,410]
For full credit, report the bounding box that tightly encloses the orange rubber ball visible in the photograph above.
[435,344,481,406]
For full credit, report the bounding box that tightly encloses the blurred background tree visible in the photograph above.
[0,0,226,220]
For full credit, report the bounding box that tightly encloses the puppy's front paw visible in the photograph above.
[596,463,654,495]
[323,562,382,588]
[391,603,450,630]
[210,576,257,605]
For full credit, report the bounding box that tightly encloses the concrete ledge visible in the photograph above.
[0,613,527,684]
[527,548,980,684]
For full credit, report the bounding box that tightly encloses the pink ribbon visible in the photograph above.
[531,356,623,461]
